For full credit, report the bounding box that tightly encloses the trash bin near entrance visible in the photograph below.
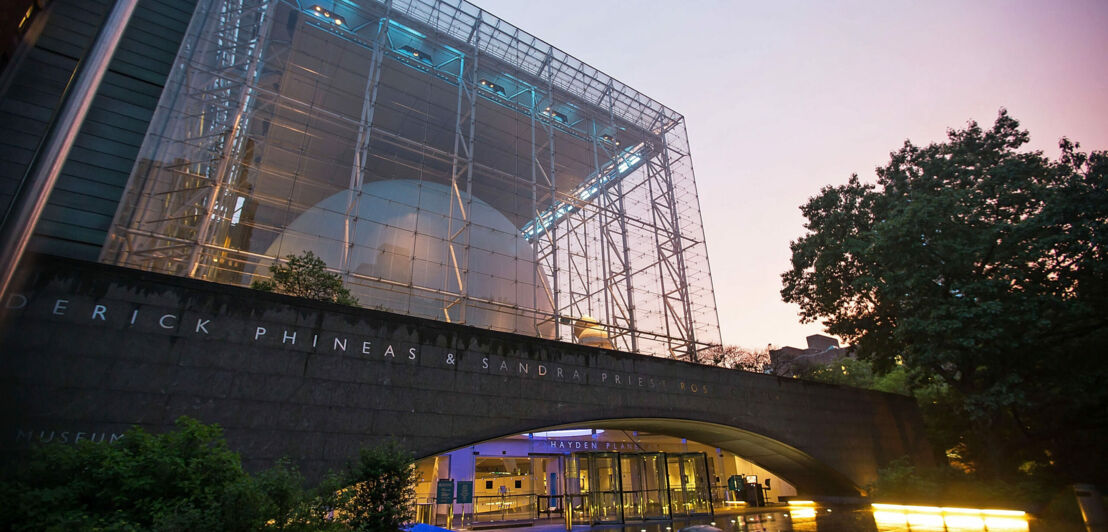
[743,481,765,507]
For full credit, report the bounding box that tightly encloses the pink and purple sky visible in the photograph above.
[475,0,1108,349]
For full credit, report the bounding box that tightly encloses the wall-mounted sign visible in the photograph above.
[436,479,454,504]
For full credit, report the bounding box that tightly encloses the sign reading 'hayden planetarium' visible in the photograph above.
[1,0,932,525]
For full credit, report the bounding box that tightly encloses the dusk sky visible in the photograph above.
[475,0,1108,349]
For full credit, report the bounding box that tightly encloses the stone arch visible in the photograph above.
[3,257,932,499]
[414,417,861,497]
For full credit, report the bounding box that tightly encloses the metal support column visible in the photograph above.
[341,1,393,275]
[0,0,138,302]
[443,14,480,324]
[645,120,697,359]
[185,0,275,278]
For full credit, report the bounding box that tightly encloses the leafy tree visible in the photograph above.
[796,356,917,395]
[781,110,1108,483]
[0,419,424,531]
[252,251,358,306]
[342,441,419,531]
[253,458,346,532]
[0,417,270,531]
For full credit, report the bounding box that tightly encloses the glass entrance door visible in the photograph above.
[568,451,712,524]
[532,455,563,520]
[569,452,622,523]
[620,452,669,521]
[667,453,713,517]
[473,456,536,522]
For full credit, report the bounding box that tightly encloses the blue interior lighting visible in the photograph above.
[521,142,651,240]
[542,107,568,124]
[479,79,506,96]
[387,19,426,38]
[307,5,345,26]
[398,45,433,65]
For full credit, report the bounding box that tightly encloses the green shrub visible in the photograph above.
[0,419,422,531]
[0,417,266,531]
[343,441,419,531]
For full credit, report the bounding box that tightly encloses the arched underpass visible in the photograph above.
[2,256,933,502]
[544,418,860,496]
[409,418,869,526]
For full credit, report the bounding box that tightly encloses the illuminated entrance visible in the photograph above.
[566,451,713,523]
[460,451,711,524]
[414,429,796,526]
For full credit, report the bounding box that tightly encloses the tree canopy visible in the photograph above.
[781,110,1107,483]
[698,344,773,373]
[0,417,279,531]
[252,251,358,306]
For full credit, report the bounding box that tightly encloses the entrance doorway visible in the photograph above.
[567,451,713,524]
[620,452,668,521]
[667,452,712,517]
[472,455,562,522]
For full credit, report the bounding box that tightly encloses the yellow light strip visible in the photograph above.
[790,508,817,519]
[871,503,1025,517]
[788,500,816,506]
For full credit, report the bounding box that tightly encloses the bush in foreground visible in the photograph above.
[0,417,414,531]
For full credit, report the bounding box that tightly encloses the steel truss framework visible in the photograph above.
[103,0,721,359]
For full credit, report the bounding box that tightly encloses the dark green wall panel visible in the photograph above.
[0,0,200,260]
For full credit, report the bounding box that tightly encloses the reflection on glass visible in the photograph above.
[620,453,668,520]
[667,453,712,517]
[472,457,535,522]
[579,453,621,523]
[101,0,722,358]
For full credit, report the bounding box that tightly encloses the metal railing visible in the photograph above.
[416,490,713,526]
[471,494,536,523]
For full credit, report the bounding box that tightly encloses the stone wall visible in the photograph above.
[0,255,932,495]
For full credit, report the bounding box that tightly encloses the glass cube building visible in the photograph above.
[102,0,721,358]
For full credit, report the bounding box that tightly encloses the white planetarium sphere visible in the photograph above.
[263,179,553,337]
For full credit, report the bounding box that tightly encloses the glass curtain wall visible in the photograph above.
[470,455,562,523]
[102,0,721,359]
[566,451,712,525]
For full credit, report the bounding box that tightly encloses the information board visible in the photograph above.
[455,480,473,504]
[436,479,454,504]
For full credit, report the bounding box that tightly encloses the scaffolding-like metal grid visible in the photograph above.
[102,0,721,359]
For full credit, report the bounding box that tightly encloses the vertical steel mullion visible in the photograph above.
[658,132,697,358]
[529,87,555,338]
[341,1,393,276]
[590,119,610,335]
[529,87,541,335]
[445,14,479,324]
[606,88,636,352]
[581,174,593,319]
[545,65,560,340]
[461,28,478,319]
[445,54,465,321]
[645,163,675,355]
[186,0,275,277]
